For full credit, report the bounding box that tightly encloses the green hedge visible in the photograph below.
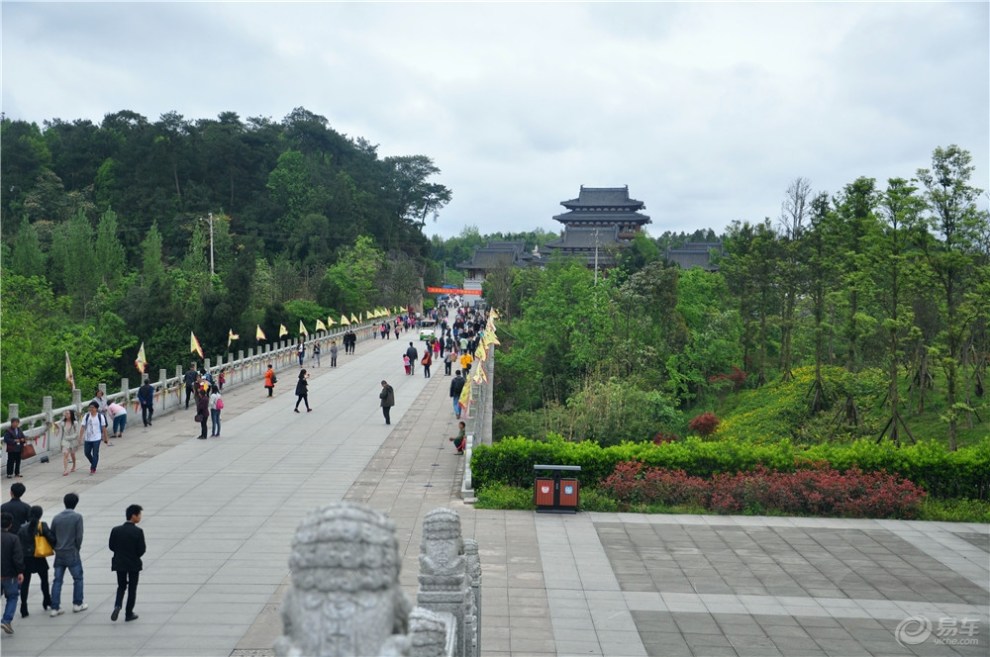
[472,435,990,500]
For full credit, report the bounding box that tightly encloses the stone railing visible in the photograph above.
[460,345,494,501]
[0,322,382,462]
[275,503,480,657]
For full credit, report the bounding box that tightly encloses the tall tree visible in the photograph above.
[777,177,811,381]
[94,208,127,289]
[916,145,988,449]
[9,216,47,277]
[873,178,926,443]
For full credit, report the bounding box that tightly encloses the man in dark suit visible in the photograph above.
[1,483,30,529]
[108,504,145,622]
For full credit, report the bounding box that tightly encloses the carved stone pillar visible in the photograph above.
[416,508,473,657]
[274,502,412,657]
[408,608,455,657]
[462,539,481,657]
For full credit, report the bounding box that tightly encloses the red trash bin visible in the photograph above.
[558,479,579,509]
[534,478,555,507]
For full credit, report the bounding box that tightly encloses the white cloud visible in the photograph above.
[3,2,986,239]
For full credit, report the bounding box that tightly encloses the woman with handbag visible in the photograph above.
[18,505,54,617]
[209,385,223,437]
[194,386,209,439]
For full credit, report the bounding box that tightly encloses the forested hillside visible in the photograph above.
[490,147,989,450]
[0,108,454,415]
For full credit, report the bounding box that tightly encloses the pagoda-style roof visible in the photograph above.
[553,186,651,226]
[665,242,723,271]
[560,186,645,210]
[456,241,541,271]
[544,225,621,250]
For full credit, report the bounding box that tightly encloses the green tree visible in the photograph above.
[320,235,384,312]
[94,208,127,289]
[9,216,47,277]
[916,145,988,449]
[871,178,927,443]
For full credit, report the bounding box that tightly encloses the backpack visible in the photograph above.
[216,398,224,410]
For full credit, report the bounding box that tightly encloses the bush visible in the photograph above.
[919,498,990,523]
[688,411,720,436]
[600,462,708,507]
[602,462,927,519]
[471,435,990,500]
[474,483,534,510]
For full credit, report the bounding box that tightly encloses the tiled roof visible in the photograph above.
[545,225,621,249]
[552,210,651,225]
[560,186,645,210]
[456,241,542,270]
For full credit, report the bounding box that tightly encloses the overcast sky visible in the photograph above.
[3,2,988,239]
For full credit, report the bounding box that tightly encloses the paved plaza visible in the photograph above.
[1,334,987,657]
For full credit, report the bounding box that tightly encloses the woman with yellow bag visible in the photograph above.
[17,505,54,617]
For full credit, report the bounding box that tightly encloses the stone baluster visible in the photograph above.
[416,508,472,657]
[409,607,456,657]
[274,502,414,657]
[463,539,481,657]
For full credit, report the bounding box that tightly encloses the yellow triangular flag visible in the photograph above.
[134,342,147,375]
[315,319,327,332]
[227,329,239,349]
[327,316,336,327]
[340,314,350,326]
[256,325,267,341]
[350,313,359,323]
[279,324,288,338]
[65,351,76,390]
[190,332,204,359]
[299,320,309,336]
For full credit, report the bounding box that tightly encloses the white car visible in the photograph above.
[418,319,437,341]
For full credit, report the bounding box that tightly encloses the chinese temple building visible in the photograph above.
[457,241,542,292]
[543,186,652,267]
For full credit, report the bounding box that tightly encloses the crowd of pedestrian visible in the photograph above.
[0,483,145,635]
[0,306,491,639]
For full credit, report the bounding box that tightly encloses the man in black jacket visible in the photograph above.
[108,504,145,622]
[137,379,155,427]
[450,371,466,419]
[1,483,30,529]
[183,366,198,409]
[1,512,25,634]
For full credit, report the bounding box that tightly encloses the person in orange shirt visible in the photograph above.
[459,352,473,376]
[263,365,277,398]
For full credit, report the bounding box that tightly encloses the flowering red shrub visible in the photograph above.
[652,432,679,445]
[687,412,720,436]
[708,367,748,391]
[599,462,707,506]
[601,461,927,518]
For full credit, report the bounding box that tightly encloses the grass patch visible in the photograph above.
[918,498,990,523]
[475,483,534,510]
[475,486,990,523]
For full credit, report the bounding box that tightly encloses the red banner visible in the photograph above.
[426,287,482,295]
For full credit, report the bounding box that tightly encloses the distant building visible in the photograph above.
[457,241,542,292]
[543,186,652,268]
[665,241,723,271]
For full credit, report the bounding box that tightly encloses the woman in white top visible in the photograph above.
[55,409,79,476]
[208,385,223,437]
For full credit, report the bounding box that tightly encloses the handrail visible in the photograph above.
[1,322,381,456]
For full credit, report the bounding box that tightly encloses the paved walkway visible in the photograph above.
[2,333,987,657]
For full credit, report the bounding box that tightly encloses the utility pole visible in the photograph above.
[593,228,599,285]
[208,212,215,276]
